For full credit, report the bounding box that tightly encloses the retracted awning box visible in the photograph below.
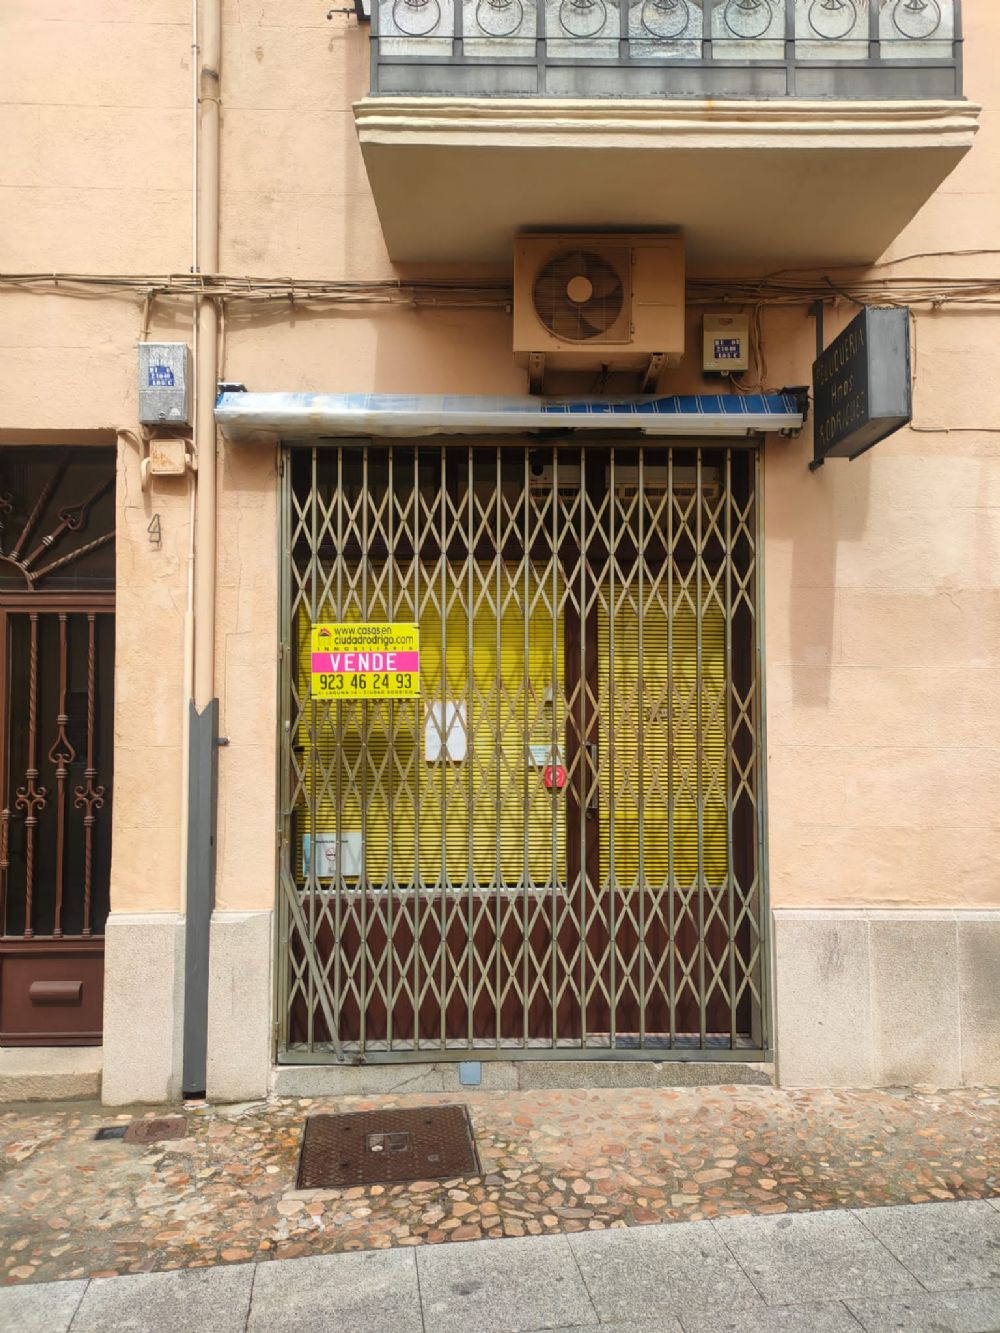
[215,391,804,443]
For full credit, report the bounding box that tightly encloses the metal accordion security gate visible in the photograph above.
[278,441,769,1064]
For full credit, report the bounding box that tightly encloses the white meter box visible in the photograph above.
[702,314,749,374]
[138,343,191,424]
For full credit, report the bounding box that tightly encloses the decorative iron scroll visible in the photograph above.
[478,0,526,36]
[808,1,858,41]
[0,453,114,591]
[641,0,694,39]
[892,0,942,39]
[724,0,776,40]
[374,0,957,52]
[393,0,443,35]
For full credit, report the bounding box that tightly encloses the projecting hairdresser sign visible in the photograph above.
[812,306,912,464]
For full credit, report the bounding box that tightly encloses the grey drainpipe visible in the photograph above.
[182,0,222,1098]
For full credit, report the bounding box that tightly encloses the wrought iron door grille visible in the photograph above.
[278,443,769,1062]
[0,612,113,940]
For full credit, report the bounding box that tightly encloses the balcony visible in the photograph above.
[355,0,979,266]
[369,0,964,100]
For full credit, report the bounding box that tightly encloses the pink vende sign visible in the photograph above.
[311,650,420,674]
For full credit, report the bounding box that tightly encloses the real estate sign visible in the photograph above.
[311,622,420,699]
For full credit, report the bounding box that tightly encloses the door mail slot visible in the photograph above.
[29,981,83,1006]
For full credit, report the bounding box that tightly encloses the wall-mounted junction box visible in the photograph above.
[702,313,749,374]
[138,343,191,425]
[148,438,189,476]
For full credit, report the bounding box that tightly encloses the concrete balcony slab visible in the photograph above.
[355,97,980,267]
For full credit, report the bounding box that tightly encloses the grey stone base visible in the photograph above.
[206,910,273,1104]
[773,908,1000,1087]
[272,1058,774,1098]
[102,913,184,1105]
[101,910,275,1107]
[0,1045,102,1103]
[99,904,999,1102]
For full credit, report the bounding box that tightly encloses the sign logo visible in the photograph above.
[148,364,175,387]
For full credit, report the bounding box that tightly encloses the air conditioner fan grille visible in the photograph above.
[532,249,626,343]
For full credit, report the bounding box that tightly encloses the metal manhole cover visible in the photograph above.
[122,1116,188,1144]
[94,1125,128,1141]
[296,1104,479,1189]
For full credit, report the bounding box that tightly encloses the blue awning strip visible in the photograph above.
[215,391,803,441]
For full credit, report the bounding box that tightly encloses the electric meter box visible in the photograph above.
[138,343,191,425]
[702,314,749,374]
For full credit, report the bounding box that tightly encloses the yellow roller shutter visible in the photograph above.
[598,592,728,890]
[294,563,566,889]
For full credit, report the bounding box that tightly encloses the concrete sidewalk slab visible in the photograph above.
[847,1287,1000,1333]
[852,1199,1000,1292]
[712,1209,920,1306]
[549,1322,683,1333]
[247,1248,422,1333]
[0,1278,86,1333]
[678,1303,862,1333]
[2,1200,999,1333]
[417,1232,595,1333]
[69,1265,253,1333]
[567,1218,760,1324]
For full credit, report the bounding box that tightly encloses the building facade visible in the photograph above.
[1,0,997,1105]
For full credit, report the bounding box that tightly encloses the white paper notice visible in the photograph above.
[303,831,362,879]
[425,701,468,764]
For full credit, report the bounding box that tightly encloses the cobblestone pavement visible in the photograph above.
[2,1085,997,1289]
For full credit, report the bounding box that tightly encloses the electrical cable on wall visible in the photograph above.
[3,250,1000,313]
[728,303,768,395]
[4,254,999,415]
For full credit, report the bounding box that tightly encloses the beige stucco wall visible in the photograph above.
[765,347,1000,911]
[1,0,998,966]
[762,1,1000,911]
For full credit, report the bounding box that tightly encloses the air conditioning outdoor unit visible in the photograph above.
[528,462,583,507]
[514,233,685,377]
[613,465,720,505]
[528,462,719,510]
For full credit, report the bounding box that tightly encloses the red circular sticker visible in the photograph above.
[543,765,567,791]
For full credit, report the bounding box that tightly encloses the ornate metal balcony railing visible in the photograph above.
[369,0,962,99]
